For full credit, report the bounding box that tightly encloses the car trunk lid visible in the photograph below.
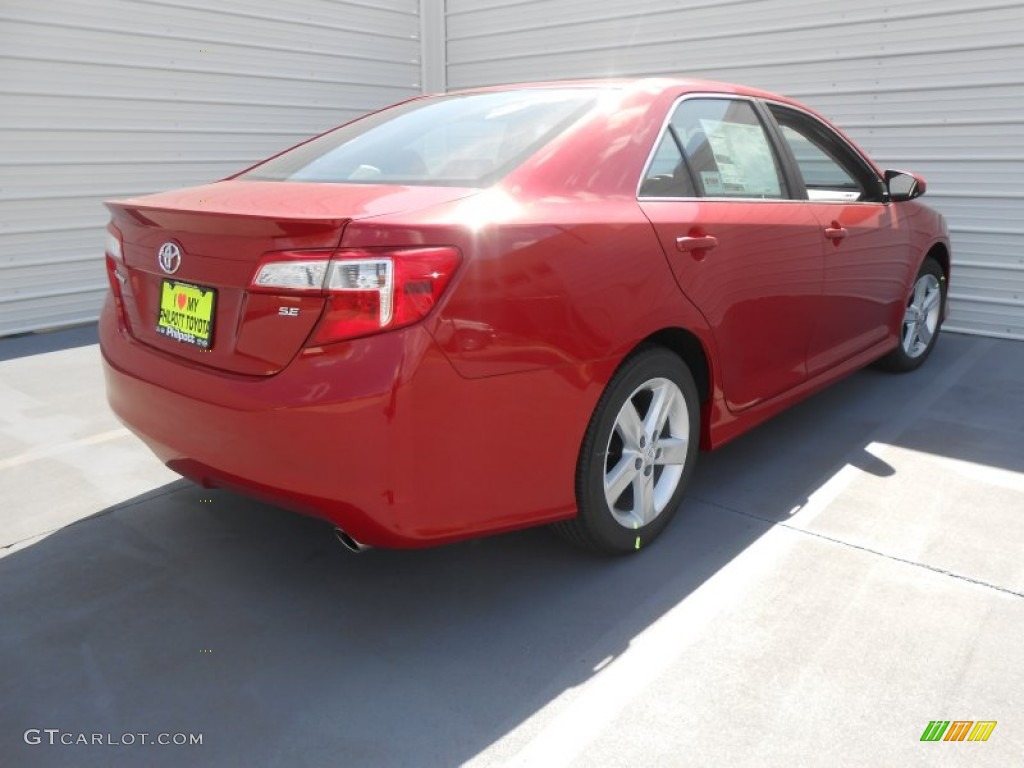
[106,180,476,375]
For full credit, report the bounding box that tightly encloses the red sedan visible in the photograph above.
[100,78,950,554]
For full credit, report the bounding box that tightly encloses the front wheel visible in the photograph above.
[880,257,946,372]
[554,347,700,555]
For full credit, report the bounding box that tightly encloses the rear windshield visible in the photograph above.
[239,89,600,187]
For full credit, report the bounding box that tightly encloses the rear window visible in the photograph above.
[241,89,600,187]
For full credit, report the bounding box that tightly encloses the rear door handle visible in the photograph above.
[824,224,848,242]
[676,235,719,252]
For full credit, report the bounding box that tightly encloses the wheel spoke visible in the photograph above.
[654,436,688,466]
[604,456,638,508]
[633,470,656,526]
[917,319,933,346]
[922,288,941,314]
[902,320,917,353]
[913,277,928,306]
[615,400,645,450]
[644,383,676,441]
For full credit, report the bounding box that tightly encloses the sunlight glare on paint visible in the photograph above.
[452,188,523,233]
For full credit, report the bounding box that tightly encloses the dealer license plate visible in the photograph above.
[156,280,216,349]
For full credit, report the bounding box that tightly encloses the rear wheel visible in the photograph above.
[880,258,946,372]
[555,347,700,555]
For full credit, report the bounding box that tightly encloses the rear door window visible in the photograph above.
[638,132,697,198]
[671,99,786,199]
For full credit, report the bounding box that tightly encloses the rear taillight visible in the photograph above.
[318,258,395,339]
[251,253,331,292]
[104,224,130,330]
[104,226,123,263]
[250,247,461,343]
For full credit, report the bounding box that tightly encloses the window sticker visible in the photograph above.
[701,171,724,194]
[699,119,781,196]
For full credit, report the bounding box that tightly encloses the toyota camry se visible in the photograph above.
[100,78,950,554]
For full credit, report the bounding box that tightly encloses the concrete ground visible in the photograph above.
[1,325,1022,768]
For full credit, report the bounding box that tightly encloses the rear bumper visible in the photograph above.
[99,297,589,546]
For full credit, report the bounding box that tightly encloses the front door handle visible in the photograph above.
[676,235,719,252]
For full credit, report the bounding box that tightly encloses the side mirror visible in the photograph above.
[885,169,927,202]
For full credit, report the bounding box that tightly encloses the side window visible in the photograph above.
[769,105,882,202]
[779,125,857,192]
[639,133,696,198]
[671,99,786,199]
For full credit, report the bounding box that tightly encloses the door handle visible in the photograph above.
[676,235,719,252]
[824,223,848,243]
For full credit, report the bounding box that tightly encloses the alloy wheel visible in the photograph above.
[603,377,689,530]
[902,273,942,359]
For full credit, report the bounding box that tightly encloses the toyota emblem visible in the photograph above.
[158,242,182,274]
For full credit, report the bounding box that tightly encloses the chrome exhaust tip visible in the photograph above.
[334,527,372,553]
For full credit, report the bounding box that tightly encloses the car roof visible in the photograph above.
[443,76,799,106]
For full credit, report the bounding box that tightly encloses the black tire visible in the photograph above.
[880,257,946,372]
[554,346,700,555]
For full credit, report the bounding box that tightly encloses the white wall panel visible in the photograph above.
[5,0,1023,340]
[447,0,1024,339]
[0,0,420,336]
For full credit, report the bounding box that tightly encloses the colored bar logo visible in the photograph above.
[921,721,996,742]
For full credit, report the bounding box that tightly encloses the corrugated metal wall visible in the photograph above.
[4,0,1023,340]
[0,0,420,336]
[446,0,1024,340]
